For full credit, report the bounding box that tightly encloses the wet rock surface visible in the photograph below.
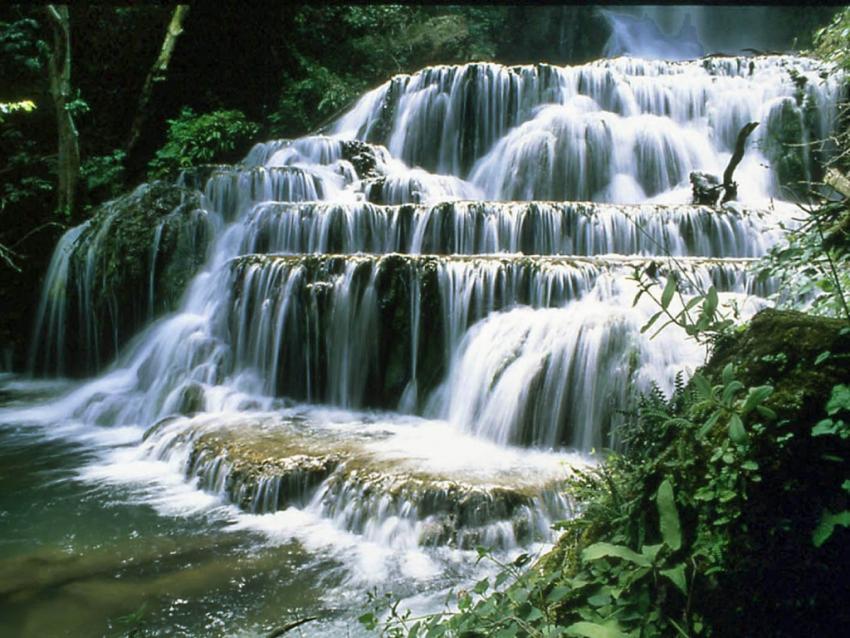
[148,412,575,548]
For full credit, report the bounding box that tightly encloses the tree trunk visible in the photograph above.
[126,5,190,158]
[46,4,80,218]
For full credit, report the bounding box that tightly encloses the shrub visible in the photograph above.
[147,107,259,179]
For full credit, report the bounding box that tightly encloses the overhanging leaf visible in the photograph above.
[565,621,626,638]
[729,413,747,444]
[657,479,682,550]
[660,563,687,595]
[582,542,651,567]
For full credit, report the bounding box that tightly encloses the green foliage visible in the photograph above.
[811,7,850,71]
[811,383,850,547]
[0,98,35,119]
[761,199,850,320]
[268,56,365,138]
[0,16,43,78]
[63,89,90,119]
[630,266,734,347]
[80,149,126,203]
[264,5,521,138]
[147,107,259,179]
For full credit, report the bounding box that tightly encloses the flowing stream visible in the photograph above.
[1,45,845,636]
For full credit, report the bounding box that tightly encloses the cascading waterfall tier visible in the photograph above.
[143,410,576,550]
[240,200,790,258]
[335,56,844,202]
[18,53,845,558]
[226,253,768,447]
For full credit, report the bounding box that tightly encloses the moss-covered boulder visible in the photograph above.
[705,308,850,417]
[37,181,210,376]
[700,309,850,636]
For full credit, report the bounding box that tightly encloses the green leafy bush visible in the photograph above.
[267,57,365,138]
[80,149,126,204]
[812,7,850,71]
[147,107,259,179]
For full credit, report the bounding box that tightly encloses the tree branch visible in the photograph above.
[721,121,759,203]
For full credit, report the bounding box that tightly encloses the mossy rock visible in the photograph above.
[705,308,850,418]
[340,139,383,179]
[56,181,209,376]
[700,308,850,636]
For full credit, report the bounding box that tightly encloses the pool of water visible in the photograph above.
[0,375,565,637]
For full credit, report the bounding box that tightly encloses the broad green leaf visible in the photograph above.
[812,418,838,437]
[622,565,651,588]
[565,621,626,638]
[815,351,831,365]
[729,413,747,444]
[640,543,663,562]
[704,286,718,315]
[721,362,734,386]
[660,563,687,594]
[546,585,571,603]
[661,276,677,309]
[657,479,682,550]
[358,612,377,629]
[813,509,850,547]
[693,374,712,400]
[741,385,773,414]
[582,542,651,567]
[826,384,850,415]
[473,578,489,594]
[587,590,612,607]
[756,405,777,420]
[525,607,545,622]
[698,410,722,438]
[721,380,745,404]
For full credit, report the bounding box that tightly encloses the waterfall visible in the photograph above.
[11,53,845,560]
[334,56,844,203]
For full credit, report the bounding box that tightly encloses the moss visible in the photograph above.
[697,308,850,635]
[704,308,850,418]
[763,97,809,193]
[58,182,207,375]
